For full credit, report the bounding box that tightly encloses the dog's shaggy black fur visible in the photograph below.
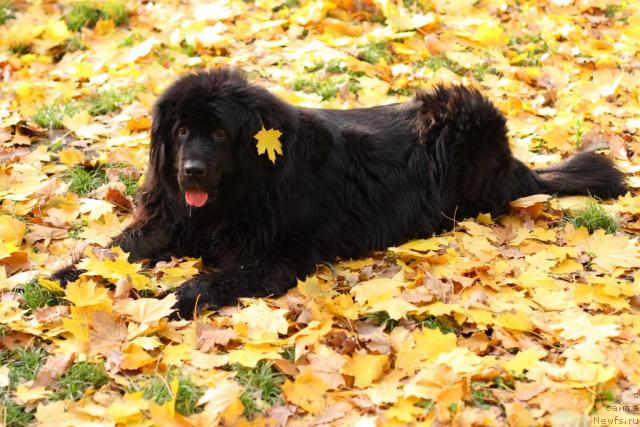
[54,68,627,319]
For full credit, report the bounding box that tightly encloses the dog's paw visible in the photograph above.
[171,276,215,320]
[50,265,85,285]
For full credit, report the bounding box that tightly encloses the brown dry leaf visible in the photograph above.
[90,311,127,357]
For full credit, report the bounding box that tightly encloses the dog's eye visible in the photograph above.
[211,129,227,141]
[177,127,188,137]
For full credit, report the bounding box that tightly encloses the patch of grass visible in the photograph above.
[21,279,64,312]
[508,33,549,67]
[66,1,128,32]
[470,381,498,409]
[51,361,108,401]
[292,74,360,101]
[2,347,47,389]
[362,311,399,331]
[493,376,515,391]
[281,346,295,362]
[420,315,459,335]
[100,1,128,26]
[9,44,31,55]
[420,56,465,75]
[273,0,300,12]
[120,173,138,197]
[67,166,108,196]
[472,64,499,81]
[138,372,204,416]
[233,361,284,420]
[604,4,623,18]
[65,36,86,52]
[415,398,435,411]
[86,87,140,116]
[66,2,101,31]
[0,0,15,25]
[0,392,34,427]
[567,202,619,234]
[32,102,78,129]
[575,119,583,148]
[68,221,87,238]
[358,42,391,64]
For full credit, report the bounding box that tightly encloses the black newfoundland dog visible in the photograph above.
[54,67,627,319]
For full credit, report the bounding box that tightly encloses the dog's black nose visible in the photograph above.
[184,160,206,177]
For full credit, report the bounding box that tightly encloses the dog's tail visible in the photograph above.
[514,151,627,200]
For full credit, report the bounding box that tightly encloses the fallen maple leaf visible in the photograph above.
[254,126,283,164]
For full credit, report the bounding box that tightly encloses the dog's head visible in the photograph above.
[147,68,297,208]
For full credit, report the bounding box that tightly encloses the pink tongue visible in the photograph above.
[185,191,208,207]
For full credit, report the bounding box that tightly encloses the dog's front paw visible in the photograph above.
[172,276,216,320]
[51,265,85,285]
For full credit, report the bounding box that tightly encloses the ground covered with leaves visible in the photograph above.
[1,0,640,425]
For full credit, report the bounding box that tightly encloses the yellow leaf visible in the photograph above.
[396,327,457,373]
[0,215,26,246]
[78,247,150,290]
[65,279,112,311]
[119,294,177,324]
[58,147,86,166]
[325,294,360,320]
[121,344,155,370]
[15,384,50,405]
[495,311,533,332]
[282,369,329,414]
[503,349,546,375]
[38,277,64,294]
[297,276,334,299]
[351,277,405,305]
[107,392,149,424]
[232,300,289,341]
[227,344,282,368]
[254,126,283,164]
[43,19,71,43]
[162,343,192,366]
[341,352,388,388]
[62,307,91,342]
[551,258,584,274]
[398,237,447,252]
[368,298,417,320]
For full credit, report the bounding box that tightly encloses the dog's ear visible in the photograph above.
[149,105,167,178]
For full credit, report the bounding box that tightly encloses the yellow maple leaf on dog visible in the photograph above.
[254,126,283,164]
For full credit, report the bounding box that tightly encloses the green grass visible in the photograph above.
[233,362,284,419]
[66,1,128,32]
[67,166,108,196]
[21,279,64,312]
[508,33,549,67]
[362,311,399,331]
[420,315,459,335]
[9,44,31,55]
[0,0,14,25]
[137,372,204,416]
[0,391,34,427]
[280,347,295,362]
[415,399,435,411]
[86,87,140,116]
[292,75,360,101]
[32,102,78,129]
[68,221,87,238]
[358,42,391,64]
[575,119,583,148]
[120,173,139,197]
[567,202,619,234]
[420,56,465,75]
[0,347,47,389]
[470,381,498,409]
[472,64,499,81]
[51,361,108,401]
